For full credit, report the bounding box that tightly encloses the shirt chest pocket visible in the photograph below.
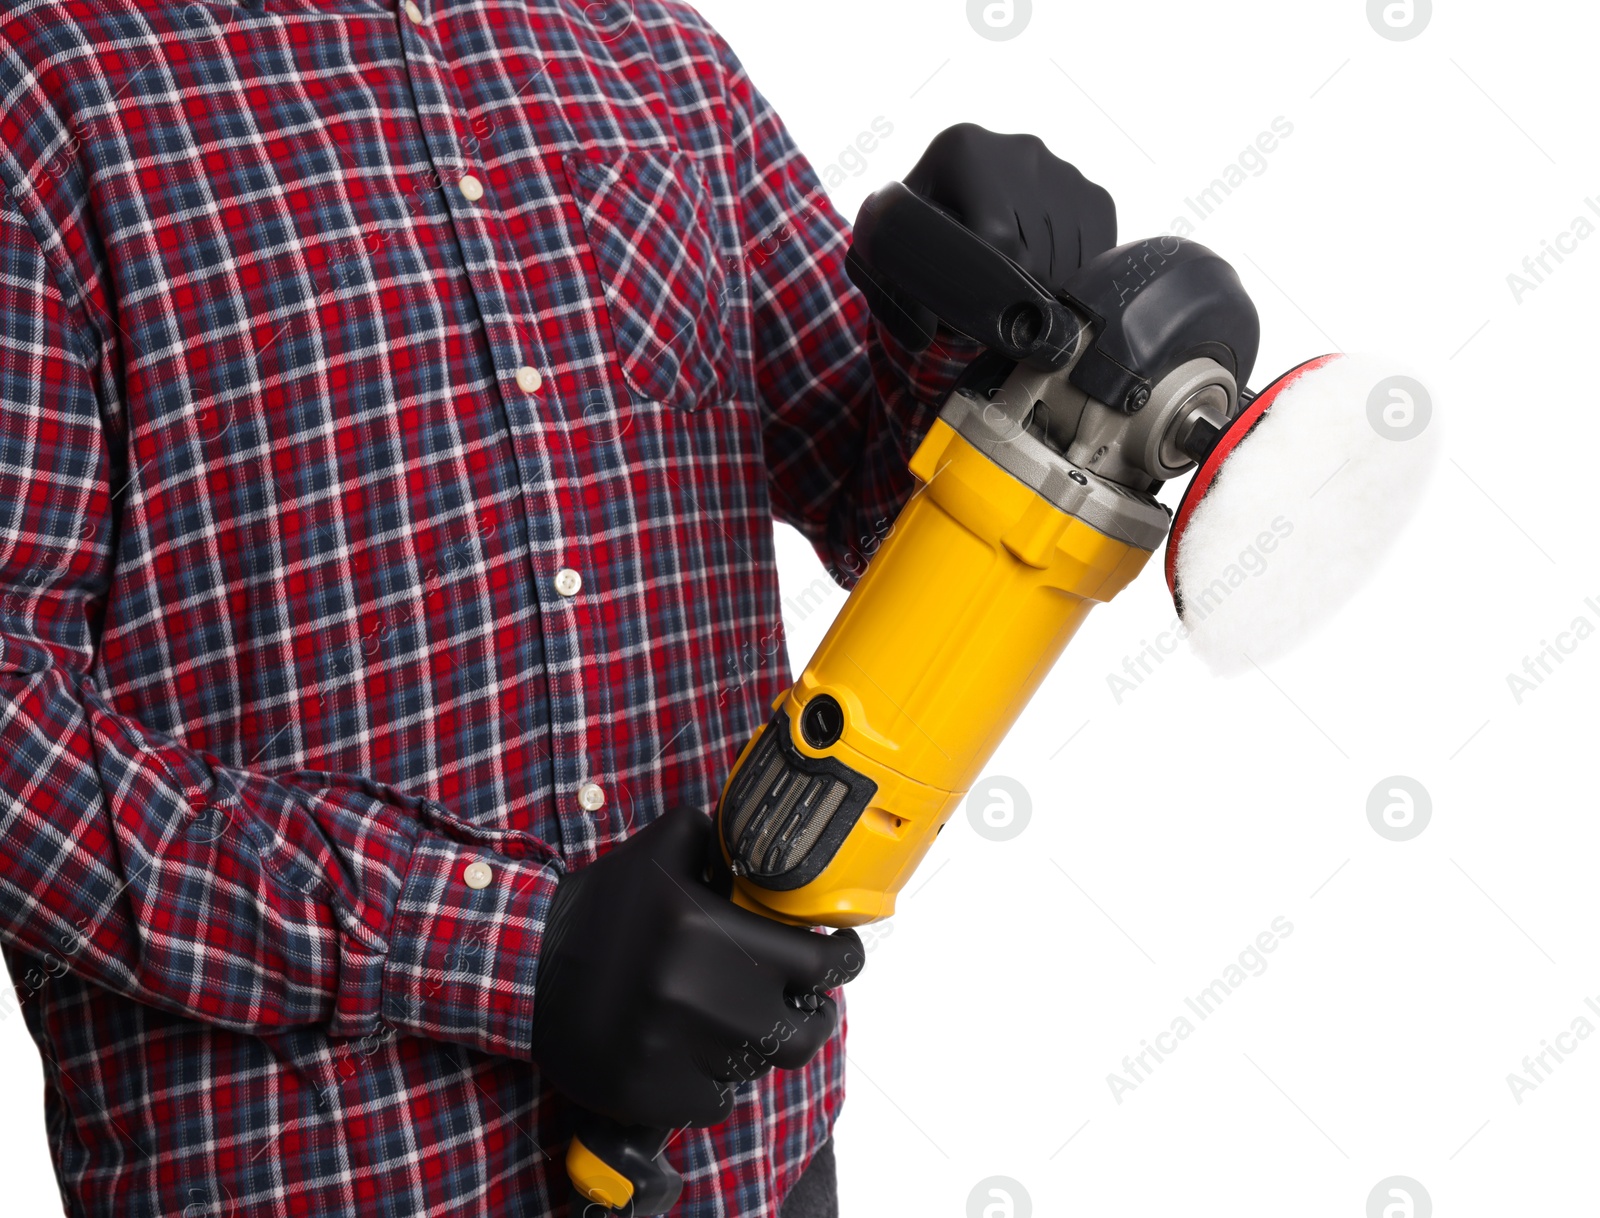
[563,149,736,413]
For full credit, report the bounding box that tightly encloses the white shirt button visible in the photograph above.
[577,782,606,812]
[404,0,424,23]
[554,567,583,597]
[458,174,485,202]
[462,860,493,890]
[515,365,543,394]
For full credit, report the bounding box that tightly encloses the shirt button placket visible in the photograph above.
[394,15,591,859]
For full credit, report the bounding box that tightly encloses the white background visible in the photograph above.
[4,2,1597,1216]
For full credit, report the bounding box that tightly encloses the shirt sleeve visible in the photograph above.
[0,201,560,1061]
[712,35,983,588]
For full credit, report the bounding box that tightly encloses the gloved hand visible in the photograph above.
[850,121,1117,352]
[530,805,864,1129]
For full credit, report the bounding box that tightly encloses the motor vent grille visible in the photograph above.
[718,707,876,892]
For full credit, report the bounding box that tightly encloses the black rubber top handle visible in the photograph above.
[844,181,1084,370]
[846,181,1262,414]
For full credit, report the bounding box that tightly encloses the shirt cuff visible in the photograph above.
[377,820,564,1060]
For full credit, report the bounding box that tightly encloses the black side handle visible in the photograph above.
[845,182,1083,370]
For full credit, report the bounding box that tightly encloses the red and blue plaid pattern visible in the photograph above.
[0,1,972,1213]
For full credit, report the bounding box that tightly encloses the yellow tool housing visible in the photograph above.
[563,207,1260,1214]
[564,1138,636,1212]
[718,415,1154,928]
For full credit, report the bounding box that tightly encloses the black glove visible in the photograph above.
[851,122,1117,351]
[529,805,864,1129]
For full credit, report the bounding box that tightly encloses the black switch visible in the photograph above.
[800,695,845,749]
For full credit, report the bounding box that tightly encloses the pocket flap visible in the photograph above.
[563,149,734,412]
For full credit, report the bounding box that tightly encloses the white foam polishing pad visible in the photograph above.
[1164,353,1441,675]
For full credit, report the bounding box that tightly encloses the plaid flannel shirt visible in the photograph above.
[0,1,973,1214]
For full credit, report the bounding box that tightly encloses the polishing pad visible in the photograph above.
[1165,353,1440,675]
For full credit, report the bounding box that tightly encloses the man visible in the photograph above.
[0,1,1112,1213]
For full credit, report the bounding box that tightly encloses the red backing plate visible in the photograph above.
[1165,353,1343,610]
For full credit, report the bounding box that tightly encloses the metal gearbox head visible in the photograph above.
[847,181,1263,550]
